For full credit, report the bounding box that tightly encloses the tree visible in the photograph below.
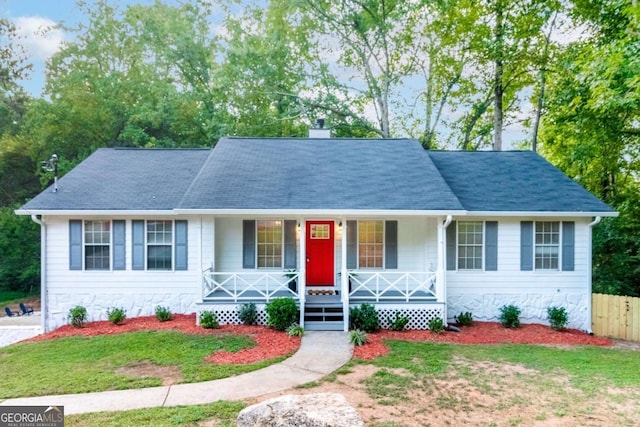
[0,205,40,292]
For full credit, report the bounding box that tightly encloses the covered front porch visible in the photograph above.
[197,217,450,331]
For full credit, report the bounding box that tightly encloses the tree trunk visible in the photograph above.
[532,12,557,152]
[493,0,504,151]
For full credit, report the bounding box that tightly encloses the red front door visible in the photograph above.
[306,221,335,286]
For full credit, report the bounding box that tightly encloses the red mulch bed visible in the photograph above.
[25,314,301,365]
[24,316,613,364]
[354,321,613,360]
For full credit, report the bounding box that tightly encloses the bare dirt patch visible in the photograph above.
[115,361,183,386]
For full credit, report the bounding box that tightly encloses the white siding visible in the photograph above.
[446,217,592,330]
[43,216,202,330]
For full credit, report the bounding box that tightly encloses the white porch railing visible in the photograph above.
[202,268,300,302]
[348,270,439,302]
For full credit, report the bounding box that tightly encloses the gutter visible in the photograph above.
[586,216,602,334]
[30,215,47,333]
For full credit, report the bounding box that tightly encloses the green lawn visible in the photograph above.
[65,401,246,427]
[0,330,284,399]
[0,290,37,308]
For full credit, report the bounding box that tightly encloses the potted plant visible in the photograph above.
[283,269,297,293]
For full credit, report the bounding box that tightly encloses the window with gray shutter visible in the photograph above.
[69,220,82,270]
[243,220,256,269]
[175,220,188,270]
[112,220,126,270]
[485,221,498,271]
[520,221,533,271]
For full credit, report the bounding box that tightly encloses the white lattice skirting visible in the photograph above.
[196,303,269,325]
[358,303,445,330]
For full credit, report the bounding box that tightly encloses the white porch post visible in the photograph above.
[436,216,452,322]
[341,217,349,332]
[298,219,306,327]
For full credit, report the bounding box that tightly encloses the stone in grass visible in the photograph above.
[237,393,364,427]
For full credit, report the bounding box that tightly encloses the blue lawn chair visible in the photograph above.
[4,307,21,317]
[19,302,34,315]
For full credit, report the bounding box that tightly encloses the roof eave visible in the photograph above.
[461,210,618,218]
[14,209,179,216]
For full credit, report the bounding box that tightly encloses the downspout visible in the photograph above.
[30,215,47,333]
[587,216,602,334]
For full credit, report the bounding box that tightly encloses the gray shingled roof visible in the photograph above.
[427,150,614,213]
[18,138,614,214]
[20,148,210,211]
[178,137,463,210]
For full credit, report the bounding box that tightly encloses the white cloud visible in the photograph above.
[13,16,64,61]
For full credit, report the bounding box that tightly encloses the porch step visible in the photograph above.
[304,321,344,331]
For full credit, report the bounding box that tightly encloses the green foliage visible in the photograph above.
[155,306,172,322]
[499,305,521,329]
[0,206,40,293]
[199,310,219,329]
[265,297,298,331]
[237,302,258,326]
[454,311,474,327]
[349,303,381,332]
[428,317,445,334]
[68,306,87,328]
[387,312,409,331]
[286,323,305,337]
[547,306,569,331]
[349,329,368,346]
[107,307,127,325]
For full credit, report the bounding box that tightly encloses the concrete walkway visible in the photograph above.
[0,331,353,415]
[0,312,41,347]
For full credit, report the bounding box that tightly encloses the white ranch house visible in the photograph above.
[17,137,615,332]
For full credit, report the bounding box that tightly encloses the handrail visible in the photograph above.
[347,271,438,302]
[203,269,299,302]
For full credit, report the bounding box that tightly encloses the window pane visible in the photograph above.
[457,221,483,270]
[358,220,383,268]
[84,220,110,270]
[148,245,172,270]
[147,220,173,270]
[257,220,283,268]
[535,221,559,270]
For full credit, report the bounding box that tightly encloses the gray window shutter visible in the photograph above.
[562,221,575,271]
[243,220,256,269]
[69,220,82,270]
[385,221,398,269]
[446,221,456,271]
[112,220,126,270]
[283,220,297,269]
[132,220,145,270]
[175,220,188,271]
[346,220,357,269]
[520,221,533,271]
[485,221,498,271]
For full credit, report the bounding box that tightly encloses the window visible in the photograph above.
[84,220,110,270]
[535,221,559,270]
[457,221,483,270]
[257,220,282,268]
[358,220,383,268]
[147,220,173,270]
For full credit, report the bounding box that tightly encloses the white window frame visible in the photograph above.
[256,220,283,269]
[357,220,384,269]
[534,221,560,271]
[457,221,484,271]
[146,220,174,271]
[83,220,111,271]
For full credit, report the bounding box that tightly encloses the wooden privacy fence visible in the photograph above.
[592,293,640,341]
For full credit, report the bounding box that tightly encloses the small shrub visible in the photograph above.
[107,307,126,325]
[547,306,569,331]
[428,317,445,334]
[265,297,298,331]
[155,306,172,322]
[199,310,219,329]
[238,302,258,326]
[454,311,474,327]
[499,304,521,328]
[68,305,87,328]
[387,311,409,331]
[349,329,368,346]
[286,323,305,337]
[349,303,380,332]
